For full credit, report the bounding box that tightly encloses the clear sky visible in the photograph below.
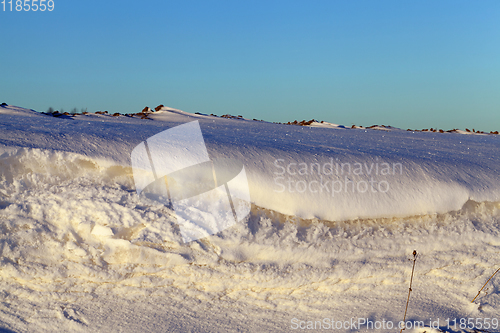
[1,0,499,131]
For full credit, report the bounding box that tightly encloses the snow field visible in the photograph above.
[1,105,500,331]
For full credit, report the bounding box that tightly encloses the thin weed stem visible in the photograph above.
[471,266,500,303]
[400,250,417,333]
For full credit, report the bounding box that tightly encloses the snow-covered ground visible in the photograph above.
[1,104,499,332]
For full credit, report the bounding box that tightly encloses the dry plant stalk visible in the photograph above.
[400,250,418,333]
[471,267,500,303]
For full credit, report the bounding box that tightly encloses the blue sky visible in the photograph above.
[1,0,499,131]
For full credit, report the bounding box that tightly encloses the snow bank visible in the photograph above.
[2,104,499,223]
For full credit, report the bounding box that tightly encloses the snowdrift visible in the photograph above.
[1,104,499,222]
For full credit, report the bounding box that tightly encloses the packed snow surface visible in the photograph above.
[0,104,499,332]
